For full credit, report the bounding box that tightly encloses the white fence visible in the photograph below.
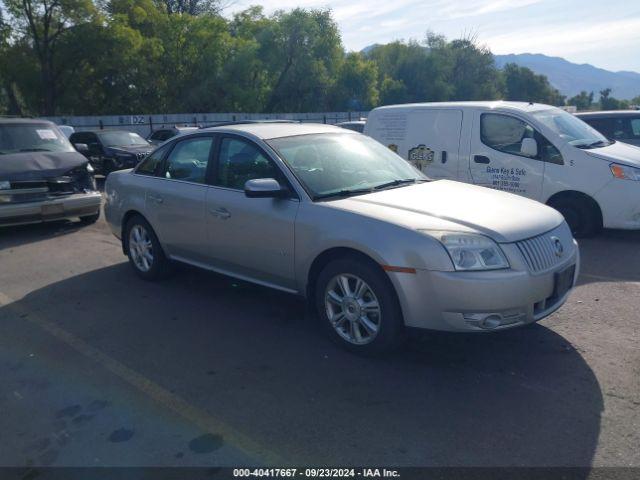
[44,111,369,136]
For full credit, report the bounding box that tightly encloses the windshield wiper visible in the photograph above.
[373,178,425,190]
[313,188,374,201]
[575,140,609,149]
[19,148,51,152]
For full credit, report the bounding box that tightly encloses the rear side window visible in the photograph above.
[70,132,97,145]
[161,137,213,184]
[136,144,170,176]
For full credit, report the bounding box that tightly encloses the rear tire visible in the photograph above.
[549,197,600,238]
[315,256,405,355]
[124,215,172,280]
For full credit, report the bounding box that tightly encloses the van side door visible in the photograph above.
[469,111,559,201]
[404,109,463,180]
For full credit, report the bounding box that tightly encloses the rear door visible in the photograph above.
[404,109,463,180]
[144,134,214,263]
[469,111,548,200]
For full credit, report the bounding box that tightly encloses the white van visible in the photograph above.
[364,101,640,237]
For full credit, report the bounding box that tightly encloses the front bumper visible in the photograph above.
[0,192,102,227]
[594,179,640,229]
[389,241,580,332]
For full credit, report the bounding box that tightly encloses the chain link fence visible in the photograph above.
[44,111,369,136]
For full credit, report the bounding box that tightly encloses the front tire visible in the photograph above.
[124,215,172,280]
[549,197,600,238]
[315,257,405,354]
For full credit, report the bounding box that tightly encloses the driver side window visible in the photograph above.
[481,113,562,164]
[161,137,212,184]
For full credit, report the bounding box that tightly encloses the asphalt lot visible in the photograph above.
[0,195,638,469]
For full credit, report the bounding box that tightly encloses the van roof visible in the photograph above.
[371,101,555,114]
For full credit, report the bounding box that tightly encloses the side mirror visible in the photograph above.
[74,143,89,153]
[244,178,289,198]
[521,138,538,157]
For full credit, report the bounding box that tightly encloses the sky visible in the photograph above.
[229,0,640,73]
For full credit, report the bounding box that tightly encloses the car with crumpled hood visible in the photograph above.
[0,118,102,227]
[70,130,153,176]
[105,123,579,354]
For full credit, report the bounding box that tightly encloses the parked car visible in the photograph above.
[575,110,640,147]
[58,125,75,138]
[365,101,640,237]
[0,118,101,227]
[147,126,198,146]
[105,123,579,353]
[70,130,153,176]
[336,120,366,133]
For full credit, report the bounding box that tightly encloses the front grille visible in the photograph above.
[516,233,564,273]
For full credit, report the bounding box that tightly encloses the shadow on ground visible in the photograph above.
[1,260,604,468]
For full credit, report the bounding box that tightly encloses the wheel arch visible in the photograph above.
[546,190,603,229]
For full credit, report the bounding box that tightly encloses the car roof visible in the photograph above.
[575,110,640,118]
[372,101,555,114]
[200,122,352,140]
[0,117,56,126]
[71,130,137,134]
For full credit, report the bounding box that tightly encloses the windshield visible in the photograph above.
[268,133,425,200]
[98,131,149,147]
[532,108,611,148]
[0,124,75,155]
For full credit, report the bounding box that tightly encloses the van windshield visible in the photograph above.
[268,133,426,200]
[532,108,611,149]
[0,124,75,155]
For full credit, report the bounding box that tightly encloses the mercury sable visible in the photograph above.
[104,123,579,353]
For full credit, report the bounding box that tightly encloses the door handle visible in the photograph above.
[474,155,490,164]
[148,194,164,204]
[209,207,231,220]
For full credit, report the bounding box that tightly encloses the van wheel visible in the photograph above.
[549,197,600,238]
[124,215,172,280]
[315,257,405,355]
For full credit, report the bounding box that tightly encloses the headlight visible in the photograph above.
[86,163,94,173]
[423,231,510,271]
[610,163,640,181]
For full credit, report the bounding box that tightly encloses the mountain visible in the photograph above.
[494,53,640,100]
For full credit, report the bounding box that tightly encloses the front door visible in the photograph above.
[205,135,299,291]
[469,111,545,200]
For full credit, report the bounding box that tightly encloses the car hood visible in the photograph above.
[329,180,564,243]
[0,151,88,181]
[584,141,640,167]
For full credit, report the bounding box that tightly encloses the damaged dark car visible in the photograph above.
[0,118,102,227]
[70,130,153,176]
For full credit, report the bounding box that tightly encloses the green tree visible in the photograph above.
[599,88,629,110]
[330,52,379,110]
[4,0,100,114]
[501,63,564,105]
[567,91,594,111]
[262,8,343,112]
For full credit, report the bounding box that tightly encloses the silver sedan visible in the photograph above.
[104,123,579,353]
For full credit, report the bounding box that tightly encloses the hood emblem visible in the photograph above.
[550,236,564,257]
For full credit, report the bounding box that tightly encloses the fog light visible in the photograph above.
[481,315,502,329]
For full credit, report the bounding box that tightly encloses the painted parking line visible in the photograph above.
[580,273,640,286]
[0,291,287,466]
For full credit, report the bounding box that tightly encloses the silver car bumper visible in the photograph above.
[389,241,580,332]
[0,192,102,227]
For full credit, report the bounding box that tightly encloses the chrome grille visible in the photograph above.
[516,233,564,273]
